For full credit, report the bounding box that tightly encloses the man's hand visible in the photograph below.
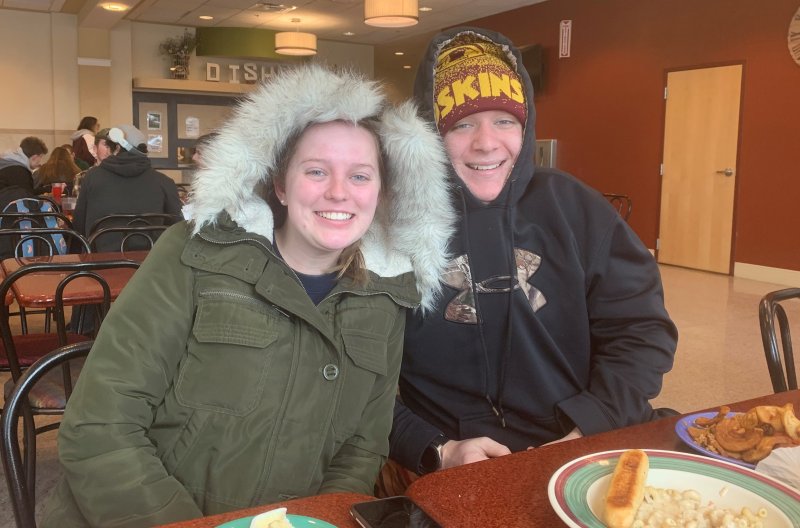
[440,437,511,469]
[539,427,583,447]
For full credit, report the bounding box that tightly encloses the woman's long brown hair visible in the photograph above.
[36,146,82,185]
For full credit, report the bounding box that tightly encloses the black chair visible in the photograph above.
[0,211,74,231]
[603,193,633,221]
[1,341,93,528]
[0,228,91,335]
[759,287,800,393]
[0,227,88,259]
[87,213,178,237]
[35,196,61,213]
[0,259,141,506]
[87,224,169,252]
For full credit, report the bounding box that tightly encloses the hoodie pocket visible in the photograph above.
[333,328,388,441]
[177,292,279,416]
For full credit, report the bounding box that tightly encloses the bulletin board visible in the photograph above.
[132,91,241,171]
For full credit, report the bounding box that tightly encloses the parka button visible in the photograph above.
[322,364,339,381]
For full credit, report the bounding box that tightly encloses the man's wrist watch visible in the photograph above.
[419,434,448,475]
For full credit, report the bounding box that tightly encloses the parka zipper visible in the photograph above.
[199,290,290,319]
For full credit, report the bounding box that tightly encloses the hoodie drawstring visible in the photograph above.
[495,177,517,426]
[460,188,508,428]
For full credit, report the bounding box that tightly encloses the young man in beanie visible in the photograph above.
[388,28,678,478]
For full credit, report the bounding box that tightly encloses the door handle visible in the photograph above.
[715,168,734,177]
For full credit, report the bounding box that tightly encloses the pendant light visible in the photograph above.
[275,18,317,56]
[364,0,418,28]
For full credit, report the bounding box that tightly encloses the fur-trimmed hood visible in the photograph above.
[185,64,455,311]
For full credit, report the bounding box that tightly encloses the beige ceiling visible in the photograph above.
[0,0,546,46]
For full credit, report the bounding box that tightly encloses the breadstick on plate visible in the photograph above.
[604,449,649,528]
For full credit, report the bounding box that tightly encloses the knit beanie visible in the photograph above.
[433,33,527,136]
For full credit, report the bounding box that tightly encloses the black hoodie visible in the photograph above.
[71,150,182,251]
[390,27,678,472]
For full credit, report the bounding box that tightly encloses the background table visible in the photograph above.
[0,250,148,307]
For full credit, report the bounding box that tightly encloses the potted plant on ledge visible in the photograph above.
[159,30,197,80]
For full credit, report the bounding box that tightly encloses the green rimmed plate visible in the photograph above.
[547,449,800,528]
[216,514,336,528]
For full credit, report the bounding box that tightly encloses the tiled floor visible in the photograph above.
[0,264,797,527]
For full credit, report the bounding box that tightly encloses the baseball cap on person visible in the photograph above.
[113,124,147,152]
[433,32,527,136]
[95,128,111,143]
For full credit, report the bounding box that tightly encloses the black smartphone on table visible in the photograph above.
[350,496,442,528]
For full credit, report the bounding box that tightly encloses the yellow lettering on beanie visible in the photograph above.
[436,86,455,119]
[490,72,512,98]
[477,72,492,97]
[451,76,479,106]
[511,79,525,103]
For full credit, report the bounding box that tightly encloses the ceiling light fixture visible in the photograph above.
[199,15,214,20]
[275,18,317,56]
[419,6,432,12]
[364,0,418,28]
[100,2,129,11]
[253,2,297,13]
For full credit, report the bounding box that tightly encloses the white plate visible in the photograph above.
[547,449,800,528]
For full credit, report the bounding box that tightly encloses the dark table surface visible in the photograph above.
[159,390,799,527]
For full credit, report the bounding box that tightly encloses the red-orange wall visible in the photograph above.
[466,0,800,272]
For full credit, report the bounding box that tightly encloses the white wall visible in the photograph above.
[0,13,375,154]
[0,11,79,152]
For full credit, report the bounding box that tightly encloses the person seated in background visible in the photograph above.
[71,116,99,169]
[42,63,454,527]
[387,27,678,486]
[70,123,182,251]
[175,132,219,205]
[191,131,218,166]
[0,136,48,201]
[33,145,82,194]
[93,127,114,164]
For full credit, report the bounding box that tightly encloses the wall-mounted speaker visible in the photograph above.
[520,44,544,94]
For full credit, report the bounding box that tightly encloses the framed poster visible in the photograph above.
[146,111,162,130]
[148,134,163,153]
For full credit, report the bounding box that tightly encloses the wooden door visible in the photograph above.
[658,65,742,273]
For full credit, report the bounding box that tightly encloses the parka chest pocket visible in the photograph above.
[177,292,280,416]
[334,328,388,439]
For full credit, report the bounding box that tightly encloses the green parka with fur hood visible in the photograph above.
[42,64,454,527]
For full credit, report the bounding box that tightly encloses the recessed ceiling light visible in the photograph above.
[100,2,129,11]
[343,31,356,36]
[199,15,214,20]
[403,65,412,69]
[419,7,433,12]
[394,51,404,56]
